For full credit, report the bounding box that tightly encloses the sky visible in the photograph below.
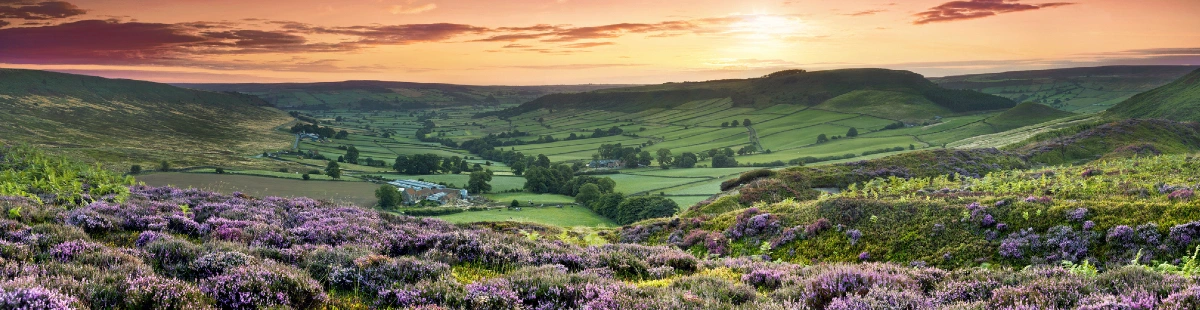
[0,0,1198,84]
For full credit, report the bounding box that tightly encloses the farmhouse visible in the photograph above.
[388,179,469,205]
[587,159,624,169]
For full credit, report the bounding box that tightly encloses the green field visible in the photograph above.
[433,206,615,227]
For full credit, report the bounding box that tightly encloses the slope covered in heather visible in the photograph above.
[7,136,1200,310]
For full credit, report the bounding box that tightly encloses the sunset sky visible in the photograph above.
[1,0,1197,84]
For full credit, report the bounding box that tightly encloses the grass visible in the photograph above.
[483,192,577,205]
[0,68,295,169]
[1105,69,1200,122]
[136,172,383,207]
[433,206,615,227]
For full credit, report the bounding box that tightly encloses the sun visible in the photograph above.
[728,14,808,41]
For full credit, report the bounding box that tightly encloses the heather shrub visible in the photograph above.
[463,278,521,310]
[191,251,255,279]
[502,265,626,309]
[0,286,80,310]
[598,250,649,280]
[739,178,816,205]
[124,276,214,310]
[144,237,202,278]
[300,244,374,283]
[328,255,449,292]
[668,275,757,305]
[198,262,327,309]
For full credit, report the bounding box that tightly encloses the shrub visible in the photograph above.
[0,287,79,309]
[199,263,327,309]
[124,276,213,309]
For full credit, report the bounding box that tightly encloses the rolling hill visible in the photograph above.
[0,68,295,168]
[178,81,635,110]
[1104,68,1200,121]
[983,102,1075,132]
[480,68,1014,118]
[932,65,1199,113]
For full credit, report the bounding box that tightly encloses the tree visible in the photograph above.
[732,120,740,127]
[637,151,653,168]
[535,154,551,168]
[674,152,698,168]
[655,148,673,167]
[375,185,401,209]
[743,119,752,126]
[511,200,520,208]
[909,144,915,150]
[590,192,625,221]
[721,122,729,127]
[511,161,526,176]
[334,130,349,139]
[215,168,226,174]
[576,183,601,204]
[817,134,829,143]
[325,161,341,179]
[623,152,639,168]
[344,146,360,164]
[302,173,311,180]
[846,127,858,137]
[712,153,738,168]
[615,196,679,225]
[467,170,493,194]
[159,161,171,172]
[130,165,142,175]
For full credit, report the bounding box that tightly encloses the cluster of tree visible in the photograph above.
[736,145,758,156]
[882,121,907,130]
[393,154,481,175]
[375,185,402,209]
[289,123,337,138]
[288,112,320,124]
[788,154,858,165]
[577,190,679,225]
[719,119,753,127]
[591,126,624,138]
[860,146,908,156]
[523,163,616,195]
[594,143,647,168]
[739,160,787,168]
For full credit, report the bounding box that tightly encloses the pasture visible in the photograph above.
[137,172,383,207]
[433,206,615,227]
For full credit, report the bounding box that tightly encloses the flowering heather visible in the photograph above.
[724,208,781,240]
[199,263,327,309]
[1169,189,1194,200]
[0,287,78,310]
[1067,207,1089,222]
[805,218,833,236]
[846,229,862,246]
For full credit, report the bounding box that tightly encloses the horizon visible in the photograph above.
[1,0,1198,84]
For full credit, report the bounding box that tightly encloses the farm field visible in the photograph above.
[433,206,615,227]
[136,172,382,207]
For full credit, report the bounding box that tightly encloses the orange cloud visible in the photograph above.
[914,0,1074,25]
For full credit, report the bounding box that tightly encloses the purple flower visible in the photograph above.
[858,252,870,261]
[1067,208,1089,222]
[0,287,77,310]
[846,229,862,246]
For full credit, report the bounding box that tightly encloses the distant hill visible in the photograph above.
[1104,69,1200,122]
[932,65,1199,113]
[480,68,1014,119]
[984,102,1074,132]
[178,81,635,110]
[0,69,295,167]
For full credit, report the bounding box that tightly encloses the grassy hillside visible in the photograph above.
[983,102,1075,131]
[0,68,295,168]
[933,65,1199,113]
[1010,118,1200,164]
[482,68,1014,117]
[179,80,633,110]
[1105,69,1200,121]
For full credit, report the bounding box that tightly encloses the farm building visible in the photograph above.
[587,159,624,169]
[388,179,469,205]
